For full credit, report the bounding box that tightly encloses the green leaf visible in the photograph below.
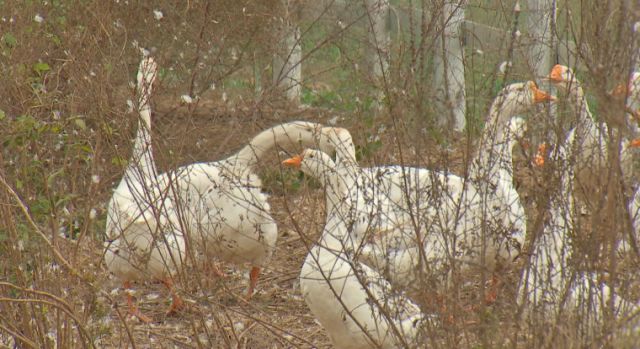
[33,62,50,75]
[74,118,86,130]
[0,109,5,120]
[16,114,37,130]
[47,168,65,188]
[50,34,62,46]
[2,33,17,47]
[111,156,127,167]
[56,15,66,27]
[55,194,78,209]
[31,198,52,216]
[49,124,62,134]
[75,144,93,154]
[158,67,167,79]
[102,123,114,137]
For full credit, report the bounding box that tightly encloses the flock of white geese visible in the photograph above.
[104,57,640,347]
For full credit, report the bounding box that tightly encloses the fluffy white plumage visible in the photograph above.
[104,57,185,321]
[547,65,636,182]
[288,149,425,349]
[519,138,640,344]
[157,121,335,295]
[314,82,549,292]
[104,57,185,283]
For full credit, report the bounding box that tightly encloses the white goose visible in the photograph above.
[612,71,640,120]
[320,82,551,296]
[619,71,640,134]
[467,83,547,253]
[308,127,406,244]
[519,138,575,310]
[159,121,335,296]
[283,149,425,349]
[628,71,640,112]
[545,64,637,182]
[519,139,640,345]
[626,182,640,251]
[627,69,640,229]
[104,57,185,322]
[495,115,529,239]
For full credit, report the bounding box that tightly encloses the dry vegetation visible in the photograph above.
[1,0,640,348]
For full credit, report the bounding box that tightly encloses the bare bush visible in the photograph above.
[1,0,639,348]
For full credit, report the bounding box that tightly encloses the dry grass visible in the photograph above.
[2,1,640,348]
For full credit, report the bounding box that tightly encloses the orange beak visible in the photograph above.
[629,138,640,148]
[610,83,629,98]
[530,82,557,103]
[282,155,303,168]
[533,143,548,167]
[548,64,564,83]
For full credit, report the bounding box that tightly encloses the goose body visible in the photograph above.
[365,115,531,289]
[624,183,640,255]
[519,141,575,308]
[519,141,640,344]
[158,121,333,295]
[319,82,551,291]
[622,71,640,134]
[189,169,276,267]
[316,128,484,286]
[493,117,528,241]
[104,57,185,320]
[284,149,425,348]
[467,83,541,253]
[547,65,636,182]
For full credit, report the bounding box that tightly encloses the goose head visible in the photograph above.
[611,72,640,105]
[547,64,582,94]
[282,149,354,200]
[548,64,574,83]
[136,57,158,98]
[629,72,640,98]
[282,148,338,188]
[276,121,326,148]
[317,126,357,162]
[490,81,555,123]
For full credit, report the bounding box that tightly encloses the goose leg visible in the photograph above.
[247,266,261,298]
[161,277,185,315]
[123,281,152,323]
[484,274,501,305]
[206,260,226,278]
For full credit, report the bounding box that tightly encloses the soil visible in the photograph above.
[48,93,638,348]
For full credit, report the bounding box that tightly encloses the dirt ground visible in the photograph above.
[46,94,634,348]
[78,96,488,348]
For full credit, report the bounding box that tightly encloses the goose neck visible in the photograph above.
[319,173,364,251]
[474,109,511,178]
[233,124,309,170]
[130,75,154,173]
[127,109,156,183]
[318,207,362,254]
[567,83,594,123]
